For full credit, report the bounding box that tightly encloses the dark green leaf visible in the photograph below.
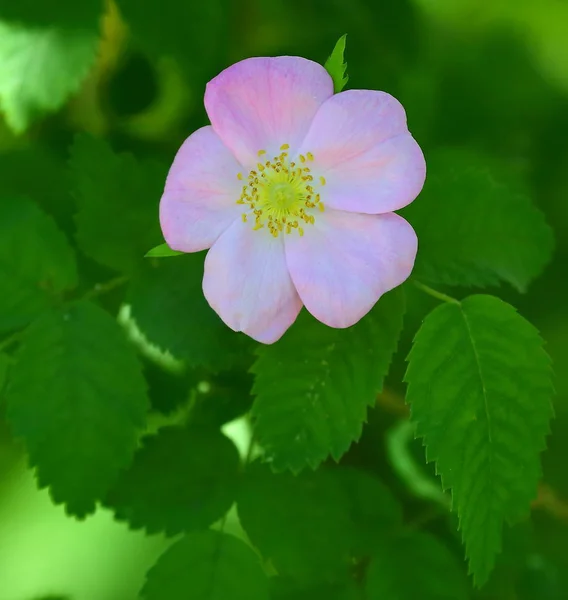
[405,295,554,585]
[402,149,554,291]
[270,577,363,600]
[0,21,98,133]
[0,353,9,395]
[141,531,270,600]
[0,197,77,334]
[6,301,149,517]
[128,253,250,369]
[365,531,469,599]
[0,0,102,29]
[70,134,166,274]
[104,425,240,535]
[324,34,349,93]
[251,288,405,472]
[145,243,184,258]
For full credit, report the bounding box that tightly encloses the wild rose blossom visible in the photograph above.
[160,56,426,343]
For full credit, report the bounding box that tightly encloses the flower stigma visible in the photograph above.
[236,144,325,237]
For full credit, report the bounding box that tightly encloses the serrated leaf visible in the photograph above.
[104,425,240,536]
[70,134,166,274]
[0,197,77,334]
[251,288,404,472]
[145,243,184,258]
[237,463,354,584]
[405,295,554,585]
[6,301,149,517]
[365,531,469,599]
[401,149,554,291]
[141,531,270,600]
[0,0,102,29]
[324,35,349,93]
[128,253,250,370]
[0,21,98,133]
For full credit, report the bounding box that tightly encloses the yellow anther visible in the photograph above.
[242,213,247,222]
[299,154,306,163]
[280,143,290,150]
[319,202,325,212]
[299,227,304,237]
[237,172,243,180]
[319,176,326,186]
[258,149,266,157]
[306,152,314,161]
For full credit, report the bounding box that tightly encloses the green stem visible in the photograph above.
[413,281,461,305]
[82,275,129,301]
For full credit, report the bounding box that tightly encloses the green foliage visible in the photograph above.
[0,353,9,395]
[0,0,102,29]
[237,464,401,584]
[141,531,270,600]
[365,531,469,599]
[145,243,184,257]
[128,253,250,369]
[405,295,554,585]
[402,149,554,291]
[0,197,77,334]
[69,134,166,274]
[5,301,149,517]
[104,425,240,535]
[270,577,363,600]
[324,35,349,93]
[0,21,98,133]
[251,288,404,472]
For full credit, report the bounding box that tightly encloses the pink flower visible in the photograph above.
[160,56,426,343]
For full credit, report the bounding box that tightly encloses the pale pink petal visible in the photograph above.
[160,126,243,253]
[298,90,426,214]
[204,57,334,167]
[285,211,417,328]
[203,220,302,343]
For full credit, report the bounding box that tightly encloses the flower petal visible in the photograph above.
[285,210,417,328]
[298,90,426,214]
[203,220,302,343]
[204,56,334,167]
[160,126,243,253]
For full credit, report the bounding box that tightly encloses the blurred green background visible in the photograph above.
[1,0,567,598]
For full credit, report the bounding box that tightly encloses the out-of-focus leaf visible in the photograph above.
[251,288,404,472]
[405,295,554,585]
[0,0,102,29]
[324,34,349,92]
[0,197,77,334]
[141,531,270,600]
[270,577,363,600]
[0,21,98,133]
[105,426,240,536]
[145,243,184,257]
[6,301,149,517]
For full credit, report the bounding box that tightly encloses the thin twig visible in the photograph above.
[413,281,461,305]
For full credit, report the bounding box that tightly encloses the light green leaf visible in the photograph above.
[145,243,184,258]
[365,531,469,599]
[0,197,78,334]
[104,425,240,536]
[6,301,149,517]
[324,34,349,93]
[141,531,270,600]
[401,149,554,291]
[405,295,554,585]
[128,253,250,370]
[0,21,98,133]
[70,134,166,274]
[251,288,404,472]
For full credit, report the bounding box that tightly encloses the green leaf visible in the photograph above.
[141,531,270,600]
[0,0,102,29]
[237,463,354,584]
[128,253,250,370]
[270,577,363,600]
[70,134,166,274]
[405,295,554,585]
[6,301,149,517]
[251,288,405,472]
[0,353,9,395]
[365,531,469,599]
[0,197,78,334]
[104,425,240,536]
[145,243,184,258]
[401,149,554,291]
[0,21,98,133]
[324,35,349,93]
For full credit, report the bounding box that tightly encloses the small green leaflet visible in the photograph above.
[251,288,404,472]
[0,21,98,133]
[6,301,149,517]
[141,531,270,600]
[324,35,349,93]
[145,243,184,258]
[405,295,554,586]
[104,425,240,536]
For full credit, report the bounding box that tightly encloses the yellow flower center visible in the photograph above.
[236,144,326,237]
